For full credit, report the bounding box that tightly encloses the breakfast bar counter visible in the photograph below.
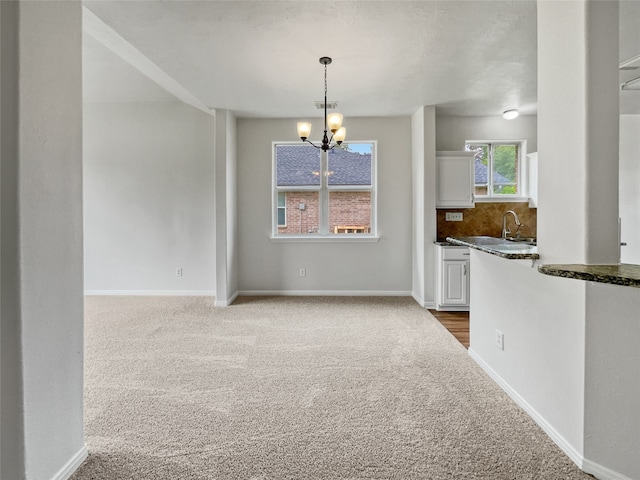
[538,263,640,288]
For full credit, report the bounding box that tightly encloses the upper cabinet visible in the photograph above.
[436,151,475,208]
[527,152,538,208]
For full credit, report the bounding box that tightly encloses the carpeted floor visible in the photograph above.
[72,296,593,479]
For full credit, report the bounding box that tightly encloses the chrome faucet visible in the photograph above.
[502,210,522,238]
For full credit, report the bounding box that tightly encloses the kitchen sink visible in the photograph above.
[505,236,536,245]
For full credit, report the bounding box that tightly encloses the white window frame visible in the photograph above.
[271,141,378,242]
[465,139,528,203]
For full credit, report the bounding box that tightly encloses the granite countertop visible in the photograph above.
[538,264,640,288]
[434,241,454,246]
[446,236,540,260]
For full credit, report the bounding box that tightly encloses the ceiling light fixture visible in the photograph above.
[297,57,346,151]
[503,109,519,120]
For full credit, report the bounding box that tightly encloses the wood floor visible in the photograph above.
[428,310,470,348]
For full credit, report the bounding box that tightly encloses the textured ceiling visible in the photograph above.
[82,0,640,117]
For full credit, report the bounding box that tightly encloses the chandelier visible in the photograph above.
[296,57,346,151]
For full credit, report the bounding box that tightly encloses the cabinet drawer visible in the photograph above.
[442,247,470,260]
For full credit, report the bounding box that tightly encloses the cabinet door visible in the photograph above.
[442,260,469,305]
[436,152,475,208]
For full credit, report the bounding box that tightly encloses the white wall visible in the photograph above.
[1,3,25,477]
[435,115,537,153]
[468,252,586,461]
[584,283,640,480]
[83,101,216,294]
[1,2,86,479]
[236,116,412,294]
[619,115,640,264]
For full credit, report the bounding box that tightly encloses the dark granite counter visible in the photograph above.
[538,264,640,288]
[446,236,540,260]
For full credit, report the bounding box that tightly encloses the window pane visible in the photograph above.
[492,144,518,195]
[329,191,371,234]
[467,144,489,191]
[327,144,372,186]
[276,145,321,187]
[276,191,319,234]
[277,192,286,226]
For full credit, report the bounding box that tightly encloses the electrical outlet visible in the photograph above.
[496,329,504,350]
[299,268,306,277]
[445,212,463,222]
[176,268,183,277]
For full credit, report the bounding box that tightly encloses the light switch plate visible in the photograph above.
[445,212,463,222]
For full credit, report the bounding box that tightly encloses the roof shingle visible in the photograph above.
[276,145,371,187]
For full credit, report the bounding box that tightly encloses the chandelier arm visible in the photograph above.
[303,139,322,150]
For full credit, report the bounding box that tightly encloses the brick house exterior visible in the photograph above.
[276,145,372,234]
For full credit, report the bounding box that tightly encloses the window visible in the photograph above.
[273,142,376,237]
[277,192,287,227]
[465,141,525,198]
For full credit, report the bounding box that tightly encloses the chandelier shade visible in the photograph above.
[296,57,346,151]
[296,122,312,141]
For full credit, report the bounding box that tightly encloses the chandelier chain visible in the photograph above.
[324,63,328,98]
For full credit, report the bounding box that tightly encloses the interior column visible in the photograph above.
[537,0,619,265]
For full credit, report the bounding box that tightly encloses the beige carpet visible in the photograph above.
[72,296,593,479]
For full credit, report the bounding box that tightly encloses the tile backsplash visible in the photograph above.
[437,202,537,242]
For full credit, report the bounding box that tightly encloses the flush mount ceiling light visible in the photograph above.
[297,57,346,152]
[503,109,519,120]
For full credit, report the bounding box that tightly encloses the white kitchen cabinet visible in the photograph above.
[435,245,470,311]
[527,152,538,208]
[436,151,475,208]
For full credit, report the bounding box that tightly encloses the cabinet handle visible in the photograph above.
[463,264,467,275]
[463,253,470,256]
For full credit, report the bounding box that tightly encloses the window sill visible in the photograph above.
[474,196,530,204]
[270,234,380,243]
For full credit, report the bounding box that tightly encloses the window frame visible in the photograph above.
[465,139,528,203]
[271,141,378,241]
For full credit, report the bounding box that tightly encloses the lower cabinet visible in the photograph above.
[435,245,470,311]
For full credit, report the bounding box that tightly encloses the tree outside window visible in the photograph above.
[465,142,523,197]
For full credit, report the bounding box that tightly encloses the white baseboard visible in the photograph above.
[411,292,436,309]
[51,445,88,480]
[238,290,412,297]
[84,290,215,296]
[214,291,239,307]
[582,458,636,480]
[468,348,585,469]
[412,292,425,306]
[434,305,470,312]
[469,348,635,480]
